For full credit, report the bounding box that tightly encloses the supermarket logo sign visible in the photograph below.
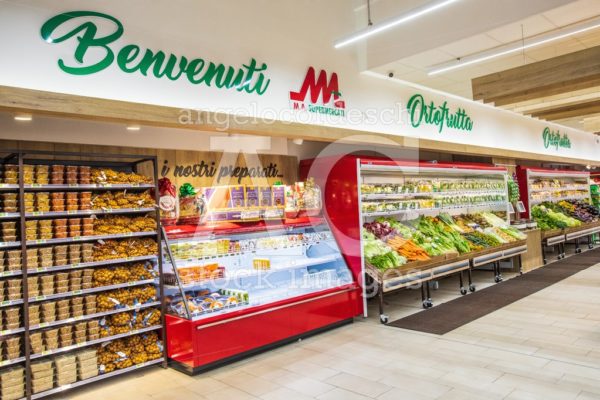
[289,67,345,117]
[543,127,571,150]
[406,93,473,133]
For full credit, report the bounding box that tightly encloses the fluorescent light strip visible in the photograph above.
[428,16,600,75]
[334,0,460,49]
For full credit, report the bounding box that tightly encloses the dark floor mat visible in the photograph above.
[387,248,600,335]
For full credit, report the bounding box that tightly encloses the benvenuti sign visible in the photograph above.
[40,11,271,95]
[406,93,473,133]
[543,127,572,150]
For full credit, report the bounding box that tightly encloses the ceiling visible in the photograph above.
[343,0,600,131]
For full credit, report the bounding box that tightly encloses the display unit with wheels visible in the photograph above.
[301,156,528,321]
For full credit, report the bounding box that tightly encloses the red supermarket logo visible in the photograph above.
[290,67,345,116]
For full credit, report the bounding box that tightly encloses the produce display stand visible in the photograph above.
[162,214,362,374]
[516,167,596,264]
[0,150,166,400]
[300,156,527,323]
[516,167,591,219]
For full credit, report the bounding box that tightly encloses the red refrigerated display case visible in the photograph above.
[300,155,512,319]
[516,166,591,219]
[163,210,362,374]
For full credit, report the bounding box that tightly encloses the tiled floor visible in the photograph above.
[50,258,600,400]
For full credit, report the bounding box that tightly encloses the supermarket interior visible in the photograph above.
[1,1,600,399]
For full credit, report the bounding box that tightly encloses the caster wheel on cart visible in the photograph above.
[469,284,476,292]
[543,258,547,264]
[422,300,433,309]
[460,288,467,295]
[589,244,594,249]
[494,276,502,283]
[576,248,582,254]
[380,314,389,324]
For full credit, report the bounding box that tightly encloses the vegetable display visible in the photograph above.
[387,236,430,262]
[362,230,407,271]
[532,205,581,230]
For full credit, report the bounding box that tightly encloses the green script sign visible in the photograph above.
[406,94,473,133]
[543,127,571,150]
[40,11,270,95]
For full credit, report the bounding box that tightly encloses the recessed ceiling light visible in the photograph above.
[14,114,32,122]
[126,125,141,131]
[292,138,304,145]
[428,16,600,75]
[334,0,459,49]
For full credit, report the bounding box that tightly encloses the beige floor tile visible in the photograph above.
[203,387,261,400]
[316,387,373,400]
[272,371,336,397]
[325,372,391,398]
[216,371,281,397]
[259,386,316,400]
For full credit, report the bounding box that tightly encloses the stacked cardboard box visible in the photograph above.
[76,349,98,380]
[30,359,53,394]
[0,367,24,400]
[54,354,77,386]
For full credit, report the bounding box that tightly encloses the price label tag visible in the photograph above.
[0,301,9,306]
[41,351,51,356]
[131,183,140,187]
[67,210,77,215]
[73,236,81,241]
[31,183,41,188]
[33,211,43,216]
[36,267,45,272]
[36,296,46,301]
[124,232,133,237]
[39,322,49,328]
[0,184,6,188]
[69,184,78,188]
[73,290,83,295]
[36,239,46,245]
[71,263,79,267]
[0,213,6,217]
[124,257,132,262]
[103,184,113,188]
[0,330,7,335]
[0,361,7,367]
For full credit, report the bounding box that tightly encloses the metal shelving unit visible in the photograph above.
[30,358,164,400]
[0,149,166,400]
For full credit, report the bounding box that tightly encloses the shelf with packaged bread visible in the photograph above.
[0,149,167,400]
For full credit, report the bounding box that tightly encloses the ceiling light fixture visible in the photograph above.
[334,0,459,49]
[126,125,141,131]
[292,138,304,145]
[428,16,600,75]
[14,114,32,122]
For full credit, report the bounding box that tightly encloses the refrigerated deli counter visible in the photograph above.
[161,184,362,374]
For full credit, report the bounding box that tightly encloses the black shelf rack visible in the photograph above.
[0,149,167,400]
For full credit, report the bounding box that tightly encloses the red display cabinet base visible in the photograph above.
[166,285,360,374]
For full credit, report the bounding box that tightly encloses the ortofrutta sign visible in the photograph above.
[40,11,271,95]
[543,127,571,150]
[406,93,473,133]
[290,67,345,116]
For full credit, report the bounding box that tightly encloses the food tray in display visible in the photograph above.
[30,325,161,360]
[24,207,155,218]
[189,300,250,320]
[30,358,164,400]
[25,231,157,246]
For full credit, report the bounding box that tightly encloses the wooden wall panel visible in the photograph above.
[0,139,298,188]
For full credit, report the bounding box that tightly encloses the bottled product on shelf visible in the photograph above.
[0,153,165,399]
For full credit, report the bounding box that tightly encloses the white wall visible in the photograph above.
[0,1,598,163]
